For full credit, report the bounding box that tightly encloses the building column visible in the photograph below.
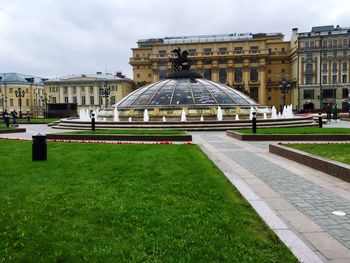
[243,65,250,91]
[258,65,266,104]
[68,87,73,103]
[85,87,91,106]
[94,86,99,108]
[59,86,64,103]
[77,87,81,105]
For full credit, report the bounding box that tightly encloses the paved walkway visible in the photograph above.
[1,122,350,262]
[192,130,350,263]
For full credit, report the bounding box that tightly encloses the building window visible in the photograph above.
[323,51,327,58]
[136,65,140,69]
[26,88,29,93]
[268,69,272,74]
[159,70,167,79]
[250,67,258,81]
[343,62,348,71]
[323,40,327,47]
[235,58,243,64]
[136,73,140,78]
[343,88,349,98]
[344,50,348,56]
[203,69,212,80]
[333,39,337,48]
[64,97,68,103]
[332,75,337,84]
[323,89,335,98]
[52,97,56,103]
[64,87,67,93]
[281,69,285,73]
[73,96,77,103]
[322,75,328,84]
[310,41,315,48]
[203,48,212,54]
[218,59,227,64]
[10,99,13,106]
[82,96,86,106]
[90,96,94,105]
[234,68,242,82]
[303,89,314,99]
[333,50,337,57]
[89,86,94,93]
[148,73,152,78]
[305,75,313,85]
[306,52,313,60]
[234,47,243,53]
[282,47,285,53]
[218,47,227,53]
[333,62,338,72]
[322,63,327,71]
[250,46,259,53]
[342,75,347,83]
[343,38,348,47]
[188,48,196,54]
[9,88,13,93]
[282,60,285,64]
[26,99,29,106]
[305,41,309,48]
[73,87,76,94]
[219,68,227,83]
[306,63,313,73]
[159,50,166,57]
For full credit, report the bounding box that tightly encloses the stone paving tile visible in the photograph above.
[209,139,350,250]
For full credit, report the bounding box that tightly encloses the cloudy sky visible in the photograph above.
[0,0,349,79]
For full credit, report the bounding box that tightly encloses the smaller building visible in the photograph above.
[0,73,46,117]
[43,72,135,112]
[291,25,350,111]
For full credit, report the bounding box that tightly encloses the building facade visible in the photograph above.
[291,25,350,111]
[43,72,135,112]
[0,73,46,117]
[130,33,293,108]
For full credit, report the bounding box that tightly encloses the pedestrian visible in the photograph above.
[326,103,332,121]
[332,104,339,122]
[12,110,17,124]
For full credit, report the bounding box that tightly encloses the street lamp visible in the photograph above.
[40,93,50,118]
[278,78,291,110]
[0,94,7,113]
[15,87,25,118]
[98,82,111,109]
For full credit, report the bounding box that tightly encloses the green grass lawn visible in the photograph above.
[65,130,185,135]
[16,118,60,123]
[0,124,11,129]
[287,143,350,165]
[237,127,350,134]
[0,140,297,262]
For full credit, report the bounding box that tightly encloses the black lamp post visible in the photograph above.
[99,83,111,109]
[40,93,50,118]
[279,78,291,111]
[15,87,25,118]
[1,93,7,112]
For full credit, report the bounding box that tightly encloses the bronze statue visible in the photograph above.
[170,47,192,71]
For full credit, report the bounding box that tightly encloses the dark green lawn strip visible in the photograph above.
[0,141,297,262]
[64,130,185,135]
[237,127,350,134]
[16,118,60,123]
[0,124,13,129]
[287,143,350,165]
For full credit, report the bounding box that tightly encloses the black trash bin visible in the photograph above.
[32,133,47,161]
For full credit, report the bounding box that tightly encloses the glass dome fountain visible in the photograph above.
[115,48,270,120]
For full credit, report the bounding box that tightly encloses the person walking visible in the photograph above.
[326,103,332,121]
[12,110,17,124]
[332,104,339,122]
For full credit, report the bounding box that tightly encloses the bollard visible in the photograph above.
[27,110,30,122]
[252,112,257,134]
[318,112,323,128]
[91,113,95,131]
[32,133,47,161]
[4,113,10,127]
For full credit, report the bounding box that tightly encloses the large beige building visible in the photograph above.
[0,73,46,117]
[43,72,135,112]
[291,25,350,111]
[130,33,293,108]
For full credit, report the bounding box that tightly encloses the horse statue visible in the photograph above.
[170,47,192,71]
